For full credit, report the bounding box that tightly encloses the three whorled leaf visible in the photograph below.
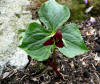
[59,24,89,58]
[19,0,89,61]
[19,22,51,61]
[38,0,70,31]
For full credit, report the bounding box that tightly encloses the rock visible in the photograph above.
[94,53,100,61]
[9,48,29,69]
[74,72,80,77]
[90,17,96,23]
[95,37,100,44]
[95,46,100,52]
[85,6,94,13]
[0,0,33,76]
[0,59,9,76]
[83,71,90,78]
[96,66,100,72]
[3,72,10,79]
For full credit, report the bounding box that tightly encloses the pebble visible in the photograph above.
[89,82,93,84]
[40,76,45,82]
[17,70,25,78]
[96,66,100,72]
[3,72,10,79]
[95,46,100,52]
[95,37,100,44]
[74,72,80,77]
[83,71,90,78]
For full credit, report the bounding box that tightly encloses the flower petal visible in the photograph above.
[54,29,62,39]
[56,40,64,48]
[84,0,88,4]
[43,37,53,46]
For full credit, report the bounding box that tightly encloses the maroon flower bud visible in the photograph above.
[43,37,53,46]
[54,29,62,40]
[43,29,64,48]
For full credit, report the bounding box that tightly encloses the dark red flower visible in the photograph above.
[43,29,64,48]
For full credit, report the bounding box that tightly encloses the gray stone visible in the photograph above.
[0,0,33,76]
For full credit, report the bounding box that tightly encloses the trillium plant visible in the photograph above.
[19,0,89,78]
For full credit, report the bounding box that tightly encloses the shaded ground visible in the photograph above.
[0,17,100,84]
[0,0,100,84]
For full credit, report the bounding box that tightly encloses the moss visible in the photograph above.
[39,63,45,70]
[56,0,86,21]
[89,1,100,17]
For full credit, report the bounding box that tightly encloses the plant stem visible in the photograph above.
[52,44,56,65]
[47,59,63,79]
[50,44,63,79]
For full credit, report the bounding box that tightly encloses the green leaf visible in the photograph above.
[59,24,89,58]
[19,22,52,61]
[38,0,70,31]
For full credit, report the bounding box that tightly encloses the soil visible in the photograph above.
[0,0,100,84]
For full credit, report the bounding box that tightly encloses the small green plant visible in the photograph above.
[19,0,89,78]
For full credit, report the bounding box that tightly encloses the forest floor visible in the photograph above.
[0,0,100,84]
